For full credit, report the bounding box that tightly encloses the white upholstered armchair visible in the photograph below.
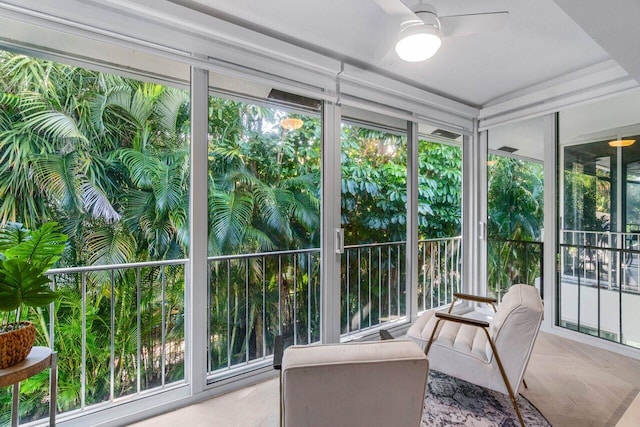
[405,284,543,427]
[274,338,429,427]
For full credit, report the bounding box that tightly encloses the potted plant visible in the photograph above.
[0,222,67,369]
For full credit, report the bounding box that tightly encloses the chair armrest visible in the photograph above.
[435,312,490,328]
[453,292,497,304]
[273,335,284,370]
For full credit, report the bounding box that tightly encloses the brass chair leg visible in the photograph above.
[424,319,443,356]
[507,387,525,427]
[482,328,525,427]
[447,298,458,313]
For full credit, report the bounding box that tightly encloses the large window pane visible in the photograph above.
[559,88,640,347]
[206,91,321,374]
[416,124,462,311]
[340,112,406,336]
[487,119,545,301]
[0,49,190,424]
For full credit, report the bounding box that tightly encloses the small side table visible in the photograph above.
[0,347,57,427]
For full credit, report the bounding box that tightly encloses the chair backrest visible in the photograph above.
[281,340,429,427]
[489,284,543,394]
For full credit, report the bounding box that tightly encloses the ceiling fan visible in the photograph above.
[374,0,509,62]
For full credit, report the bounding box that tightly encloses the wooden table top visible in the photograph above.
[0,347,53,388]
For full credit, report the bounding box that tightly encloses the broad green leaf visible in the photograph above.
[3,222,67,270]
[0,259,57,309]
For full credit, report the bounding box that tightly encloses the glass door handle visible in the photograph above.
[479,221,486,240]
[336,228,344,254]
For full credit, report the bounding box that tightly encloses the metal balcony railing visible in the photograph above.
[559,230,640,348]
[417,236,462,312]
[561,230,640,293]
[488,238,544,301]
[39,260,187,423]
[206,248,321,375]
[207,236,463,375]
[13,237,461,424]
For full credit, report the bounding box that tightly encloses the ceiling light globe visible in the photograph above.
[395,25,441,62]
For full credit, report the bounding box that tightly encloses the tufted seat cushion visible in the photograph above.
[407,310,493,362]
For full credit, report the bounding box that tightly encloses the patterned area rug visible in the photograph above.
[422,371,551,426]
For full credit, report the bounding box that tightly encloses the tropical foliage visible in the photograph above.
[0,48,542,424]
[0,51,191,424]
[487,155,544,298]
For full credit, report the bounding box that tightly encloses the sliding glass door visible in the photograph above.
[205,81,323,376]
[340,110,407,336]
[486,118,545,301]
[416,123,462,311]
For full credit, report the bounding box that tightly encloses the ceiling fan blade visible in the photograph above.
[440,11,509,38]
[372,0,416,20]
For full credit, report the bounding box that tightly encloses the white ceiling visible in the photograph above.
[0,0,637,127]
[169,0,612,107]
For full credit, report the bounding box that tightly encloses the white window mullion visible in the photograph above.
[463,120,487,297]
[543,113,558,329]
[320,101,342,343]
[188,64,209,394]
[477,128,488,296]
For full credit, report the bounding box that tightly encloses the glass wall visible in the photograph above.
[486,118,545,301]
[0,48,190,424]
[0,13,480,425]
[559,88,640,347]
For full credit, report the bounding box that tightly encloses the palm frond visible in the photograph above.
[221,168,261,190]
[152,154,188,213]
[84,226,135,266]
[254,186,292,239]
[242,227,275,251]
[17,91,88,143]
[0,54,50,92]
[102,86,153,129]
[80,181,121,223]
[121,189,155,234]
[118,148,161,188]
[291,191,320,230]
[210,191,254,248]
[32,154,83,213]
[0,91,22,109]
[155,87,189,132]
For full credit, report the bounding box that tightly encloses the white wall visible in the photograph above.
[561,282,640,345]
